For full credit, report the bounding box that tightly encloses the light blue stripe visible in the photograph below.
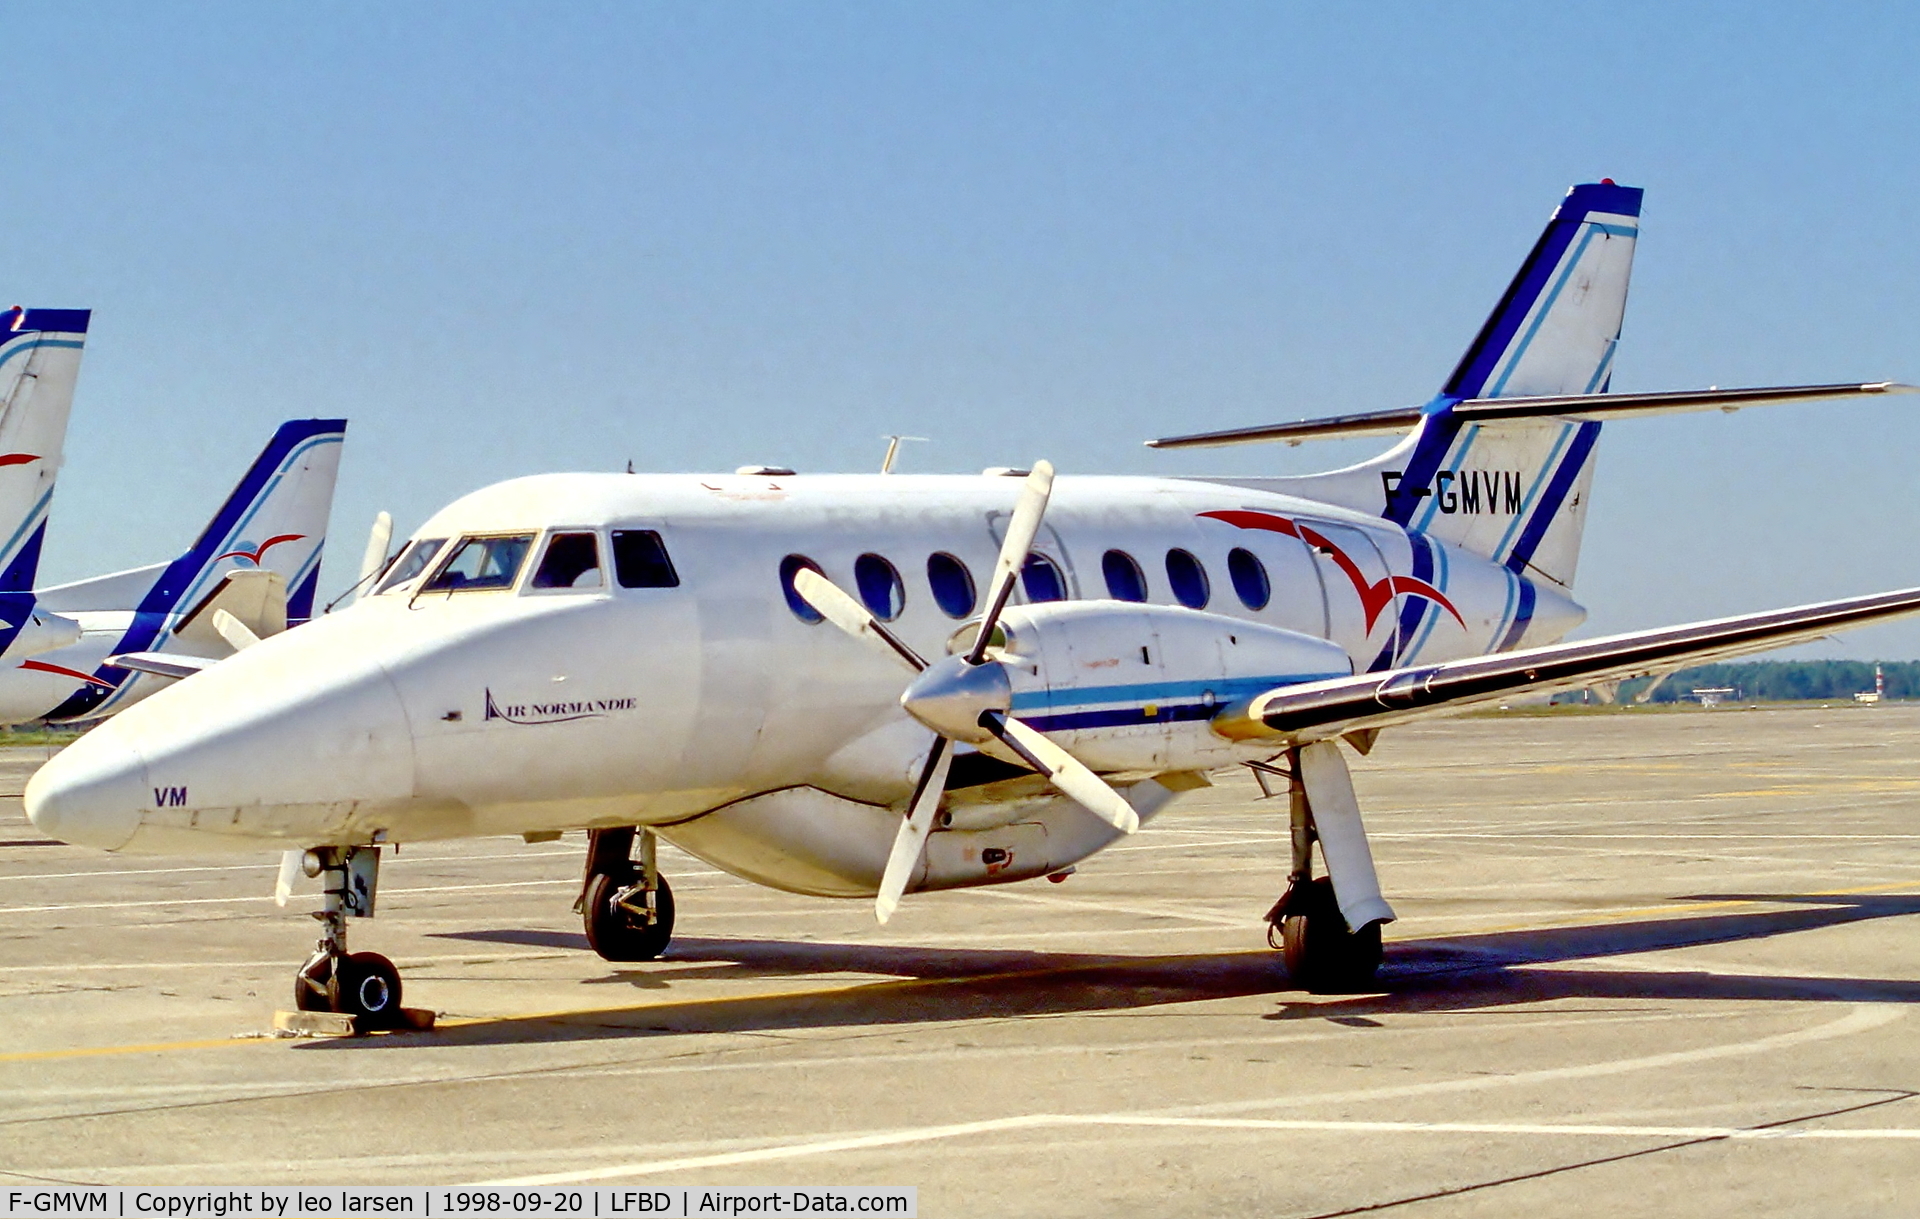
[1487,220,1635,397]
[1582,340,1617,394]
[0,336,83,376]
[1412,425,1480,532]
[1490,565,1518,653]
[145,433,343,650]
[1406,539,1450,661]
[1491,422,1573,560]
[0,485,50,572]
[1009,671,1349,714]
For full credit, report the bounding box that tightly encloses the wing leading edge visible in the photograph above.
[1146,382,1916,449]
[1211,585,1920,742]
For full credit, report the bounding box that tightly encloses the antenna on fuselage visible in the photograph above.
[879,435,928,474]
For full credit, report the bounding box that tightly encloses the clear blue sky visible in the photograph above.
[7,3,1920,655]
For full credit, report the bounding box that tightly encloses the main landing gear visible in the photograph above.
[577,826,675,961]
[293,845,405,1027]
[1260,742,1392,993]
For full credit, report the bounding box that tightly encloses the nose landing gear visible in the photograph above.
[291,845,405,1028]
[577,826,676,961]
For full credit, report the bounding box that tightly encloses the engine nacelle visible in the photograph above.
[989,601,1351,773]
[1,608,83,661]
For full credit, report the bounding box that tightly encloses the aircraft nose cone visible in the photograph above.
[26,733,148,851]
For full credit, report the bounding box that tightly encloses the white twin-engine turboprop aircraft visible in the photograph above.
[26,181,1920,1027]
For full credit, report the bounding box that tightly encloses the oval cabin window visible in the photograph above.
[780,554,825,623]
[1021,553,1067,603]
[1228,547,1270,610]
[854,553,906,621]
[1102,549,1147,602]
[926,552,977,618]
[1165,548,1210,609]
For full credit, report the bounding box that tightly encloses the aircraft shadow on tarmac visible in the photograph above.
[304,893,1920,1050]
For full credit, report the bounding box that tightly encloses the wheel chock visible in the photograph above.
[273,1009,357,1037]
[271,1007,437,1038]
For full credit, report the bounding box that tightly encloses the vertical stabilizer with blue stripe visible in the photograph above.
[47,418,347,719]
[0,308,89,656]
[1271,182,1641,597]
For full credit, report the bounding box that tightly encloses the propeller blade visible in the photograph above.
[875,736,953,923]
[968,461,1055,665]
[355,511,394,602]
[274,849,301,907]
[792,568,927,672]
[982,711,1140,834]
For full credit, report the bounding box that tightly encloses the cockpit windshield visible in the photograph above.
[374,538,447,594]
[421,534,536,593]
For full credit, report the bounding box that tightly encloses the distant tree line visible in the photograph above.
[1610,660,1918,703]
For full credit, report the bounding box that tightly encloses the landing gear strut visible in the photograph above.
[577,826,675,961]
[1263,745,1387,993]
[292,846,404,1027]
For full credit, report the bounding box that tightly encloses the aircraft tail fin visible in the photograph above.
[1193,183,1644,591]
[137,419,348,626]
[0,308,90,595]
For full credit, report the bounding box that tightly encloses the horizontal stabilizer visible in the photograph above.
[1213,583,1920,741]
[1148,382,1917,449]
[171,569,288,659]
[107,652,215,682]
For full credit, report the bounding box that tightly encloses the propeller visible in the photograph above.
[792,460,1140,923]
[356,512,394,602]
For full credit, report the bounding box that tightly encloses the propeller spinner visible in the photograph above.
[792,461,1140,923]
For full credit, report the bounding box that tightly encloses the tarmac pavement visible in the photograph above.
[3,704,1919,1216]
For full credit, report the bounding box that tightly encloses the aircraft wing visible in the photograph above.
[108,652,217,682]
[1146,382,1916,449]
[1212,585,1920,742]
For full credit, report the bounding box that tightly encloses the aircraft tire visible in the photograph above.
[334,951,404,1028]
[583,870,675,962]
[1280,877,1383,993]
[293,957,333,1013]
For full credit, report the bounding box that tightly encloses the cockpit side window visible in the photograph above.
[375,538,447,594]
[531,532,604,590]
[611,530,680,588]
[422,534,535,593]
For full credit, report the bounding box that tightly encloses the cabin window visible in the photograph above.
[423,534,535,593]
[1165,548,1209,609]
[1102,549,1147,602]
[780,554,825,623]
[375,538,446,594]
[611,530,679,588]
[532,532,604,590]
[855,553,906,621]
[1228,547,1270,610]
[926,552,976,618]
[1022,553,1067,603]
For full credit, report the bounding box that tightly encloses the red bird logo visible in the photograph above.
[1200,509,1465,633]
[216,533,305,566]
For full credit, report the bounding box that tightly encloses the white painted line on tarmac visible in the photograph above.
[962,886,1248,927]
[1371,832,1920,841]
[483,1004,1903,1184]
[1179,1002,1903,1116]
[0,950,575,974]
[0,878,578,914]
[482,1111,1920,1187]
